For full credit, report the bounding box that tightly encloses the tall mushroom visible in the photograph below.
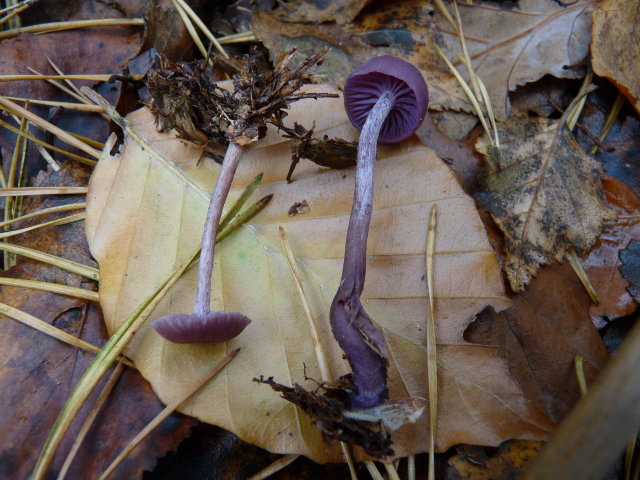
[332,56,429,408]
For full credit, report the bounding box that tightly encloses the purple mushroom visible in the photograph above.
[151,142,251,343]
[331,56,429,408]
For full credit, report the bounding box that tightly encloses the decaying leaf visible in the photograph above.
[476,114,616,292]
[85,85,557,463]
[465,262,609,423]
[591,0,640,115]
[275,0,371,24]
[436,0,592,119]
[0,165,193,479]
[251,5,470,113]
[447,440,544,480]
[581,177,640,326]
[620,240,640,303]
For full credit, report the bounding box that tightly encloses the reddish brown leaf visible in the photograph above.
[275,0,371,24]
[465,262,609,423]
[581,177,640,326]
[0,165,194,479]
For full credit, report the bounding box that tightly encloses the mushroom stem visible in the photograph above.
[331,90,395,409]
[342,90,394,291]
[195,141,244,316]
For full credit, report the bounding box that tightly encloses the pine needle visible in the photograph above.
[0,117,97,166]
[0,0,32,16]
[172,0,228,58]
[566,248,600,305]
[0,212,85,240]
[98,349,240,480]
[365,462,384,480]
[408,455,416,480]
[0,242,98,280]
[0,277,98,301]
[0,302,133,367]
[425,204,438,480]
[384,462,402,480]
[247,455,300,480]
[0,201,85,228]
[218,31,256,44]
[0,96,101,158]
[0,186,88,196]
[0,18,145,40]
[589,92,625,156]
[6,97,104,112]
[279,226,358,479]
[574,356,588,398]
[0,0,32,26]
[57,362,125,480]
[171,0,210,62]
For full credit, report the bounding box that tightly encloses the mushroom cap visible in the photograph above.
[344,56,429,143]
[151,311,251,344]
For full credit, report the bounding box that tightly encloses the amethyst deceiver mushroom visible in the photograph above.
[151,141,251,344]
[331,56,429,408]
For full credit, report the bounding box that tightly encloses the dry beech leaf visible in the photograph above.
[251,6,470,113]
[85,84,555,463]
[436,0,592,119]
[581,177,640,326]
[591,0,640,115]
[476,114,615,292]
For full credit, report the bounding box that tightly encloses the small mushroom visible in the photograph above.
[151,141,251,343]
[331,56,429,408]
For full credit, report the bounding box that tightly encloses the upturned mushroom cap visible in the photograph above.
[343,56,429,143]
[151,311,251,344]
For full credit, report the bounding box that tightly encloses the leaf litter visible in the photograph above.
[81,82,565,462]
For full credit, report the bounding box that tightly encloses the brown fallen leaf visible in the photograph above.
[436,0,593,119]
[476,114,616,292]
[591,0,640,115]
[465,262,609,423]
[0,165,194,479]
[447,440,544,480]
[581,177,640,326]
[251,5,470,113]
[274,0,371,24]
[85,84,556,463]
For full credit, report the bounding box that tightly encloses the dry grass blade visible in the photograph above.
[0,242,98,280]
[0,277,98,301]
[425,205,437,480]
[57,362,125,480]
[0,302,134,367]
[5,97,104,112]
[173,0,228,58]
[98,349,240,480]
[0,212,85,240]
[247,455,300,480]
[0,186,88,196]
[279,226,358,480]
[0,18,144,39]
[0,96,101,158]
[0,117,97,166]
[0,201,85,228]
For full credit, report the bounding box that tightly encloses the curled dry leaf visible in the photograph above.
[436,0,592,119]
[591,0,640,115]
[476,114,616,292]
[85,84,556,462]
